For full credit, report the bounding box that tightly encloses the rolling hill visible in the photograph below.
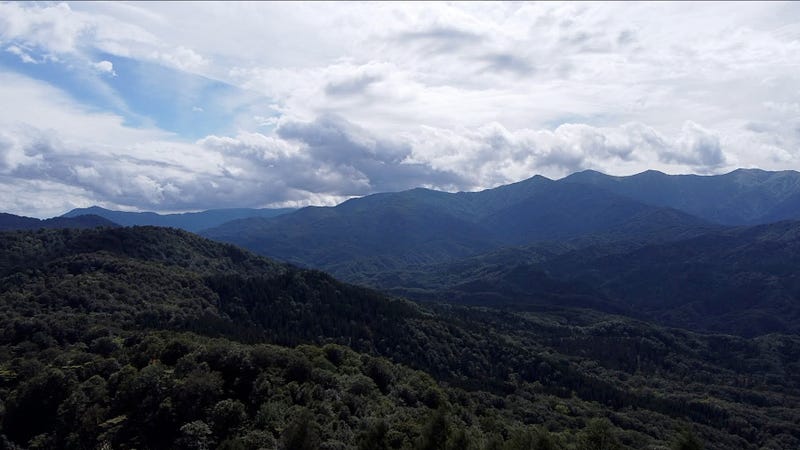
[0,226,798,449]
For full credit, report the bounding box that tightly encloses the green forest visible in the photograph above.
[1,227,798,449]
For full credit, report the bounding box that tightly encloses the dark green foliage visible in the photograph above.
[416,408,450,450]
[364,219,800,336]
[358,420,390,450]
[4,368,72,443]
[0,227,796,449]
[365,358,394,394]
[176,420,214,450]
[577,419,622,450]
[281,409,321,450]
[671,427,704,450]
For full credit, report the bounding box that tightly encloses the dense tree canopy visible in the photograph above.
[0,227,798,449]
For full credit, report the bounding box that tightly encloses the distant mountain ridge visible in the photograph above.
[202,174,718,277]
[0,212,116,231]
[563,168,800,225]
[62,205,295,232]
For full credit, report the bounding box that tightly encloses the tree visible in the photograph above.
[416,408,450,450]
[176,421,214,450]
[358,420,390,450]
[671,427,704,450]
[577,418,622,450]
[281,409,320,450]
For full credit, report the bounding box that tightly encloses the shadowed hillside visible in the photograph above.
[0,227,798,449]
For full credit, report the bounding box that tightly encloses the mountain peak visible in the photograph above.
[63,205,112,217]
[632,169,667,178]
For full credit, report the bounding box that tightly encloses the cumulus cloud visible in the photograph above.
[151,45,209,72]
[202,115,465,198]
[663,121,726,169]
[0,2,87,54]
[1,2,800,216]
[91,60,116,76]
[406,121,733,186]
[0,2,210,77]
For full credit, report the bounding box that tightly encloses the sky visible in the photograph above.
[1,2,799,217]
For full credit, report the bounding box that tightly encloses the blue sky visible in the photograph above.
[0,2,799,217]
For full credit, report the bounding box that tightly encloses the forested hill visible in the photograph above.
[1,227,798,449]
[357,219,800,337]
[0,212,116,231]
[202,178,717,277]
[62,206,295,232]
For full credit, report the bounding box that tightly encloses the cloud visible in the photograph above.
[151,45,209,72]
[1,2,800,216]
[325,73,382,96]
[0,2,210,77]
[208,115,466,195]
[5,45,38,64]
[478,53,534,75]
[662,121,726,168]
[407,121,733,185]
[397,26,484,54]
[91,60,116,76]
[0,2,87,54]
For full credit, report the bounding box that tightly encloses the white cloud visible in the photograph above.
[0,2,86,54]
[1,2,800,216]
[405,121,734,186]
[664,121,726,169]
[91,59,116,76]
[151,45,209,72]
[5,45,38,63]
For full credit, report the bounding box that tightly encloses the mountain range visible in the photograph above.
[61,206,294,232]
[0,212,116,231]
[562,168,800,225]
[201,173,723,277]
[195,168,800,337]
[3,168,800,448]
[4,168,800,338]
[203,169,800,275]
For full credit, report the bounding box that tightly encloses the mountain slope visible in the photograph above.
[0,212,116,231]
[478,182,716,245]
[203,178,715,279]
[62,206,294,232]
[366,220,800,337]
[1,227,798,448]
[544,220,800,336]
[563,168,800,225]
